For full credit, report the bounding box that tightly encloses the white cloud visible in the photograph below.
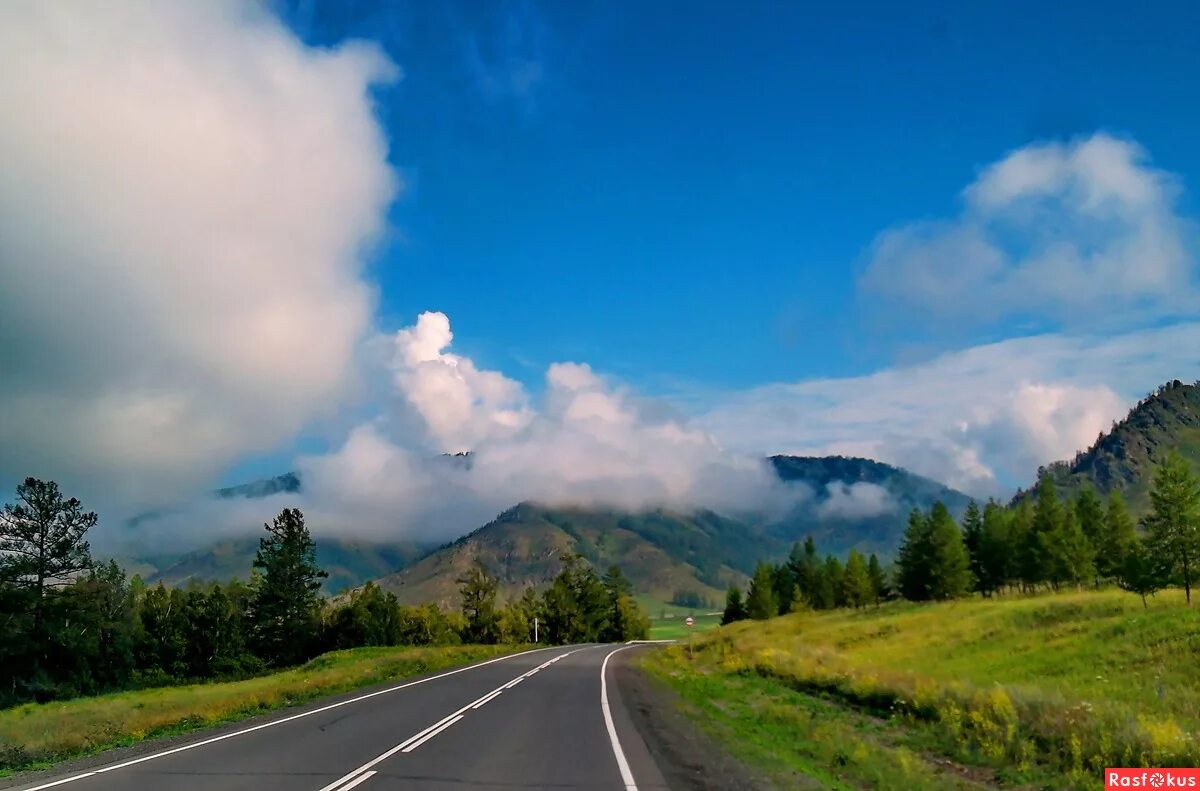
[269,312,799,543]
[859,133,1198,331]
[0,1,397,506]
[817,482,896,520]
[699,323,1200,495]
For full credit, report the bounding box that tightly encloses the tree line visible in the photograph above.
[0,478,648,708]
[723,450,1200,623]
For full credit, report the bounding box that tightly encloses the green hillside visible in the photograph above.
[1036,380,1200,513]
[374,504,757,607]
[645,589,1200,790]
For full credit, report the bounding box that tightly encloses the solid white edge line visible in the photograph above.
[400,714,464,753]
[333,769,377,791]
[15,645,566,791]
[600,644,639,791]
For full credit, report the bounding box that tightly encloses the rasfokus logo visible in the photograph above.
[1107,769,1200,788]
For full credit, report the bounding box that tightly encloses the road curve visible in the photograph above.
[11,644,669,791]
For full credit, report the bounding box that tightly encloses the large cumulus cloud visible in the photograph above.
[0,0,398,506]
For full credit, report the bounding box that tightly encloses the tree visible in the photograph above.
[601,566,648,642]
[897,508,933,601]
[1010,498,1036,592]
[926,502,972,600]
[771,563,796,615]
[1028,478,1064,588]
[1098,490,1138,583]
[842,549,873,609]
[976,501,1012,595]
[0,479,96,644]
[248,508,328,666]
[1119,538,1162,609]
[866,553,888,606]
[1074,487,1106,570]
[1054,509,1095,589]
[787,537,820,607]
[1143,452,1200,604]
[538,554,609,644]
[721,585,748,624]
[823,555,846,608]
[746,562,777,620]
[961,500,984,592]
[458,565,501,644]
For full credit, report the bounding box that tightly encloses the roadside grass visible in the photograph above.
[647,657,999,790]
[649,611,723,640]
[641,588,1200,790]
[0,644,526,776]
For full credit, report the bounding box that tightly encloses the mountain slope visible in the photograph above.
[374,504,758,608]
[1037,380,1200,513]
[376,456,972,606]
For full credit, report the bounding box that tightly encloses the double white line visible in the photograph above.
[317,649,579,791]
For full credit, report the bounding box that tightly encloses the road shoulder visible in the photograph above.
[613,648,776,791]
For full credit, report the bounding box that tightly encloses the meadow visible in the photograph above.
[0,644,523,775]
[648,610,723,640]
[643,589,1200,790]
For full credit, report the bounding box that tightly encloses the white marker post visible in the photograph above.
[685,615,694,660]
[534,616,538,643]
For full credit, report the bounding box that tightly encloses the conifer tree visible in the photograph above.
[897,508,933,601]
[746,562,777,620]
[721,585,747,625]
[843,549,873,608]
[977,500,1011,595]
[926,501,972,600]
[1144,452,1200,604]
[961,500,984,591]
[866,553,888,605]
[1098,490,1137,582]
[248,508,327,666]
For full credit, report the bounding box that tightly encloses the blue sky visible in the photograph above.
[278,0,1200,387]
[3,1,1199,529]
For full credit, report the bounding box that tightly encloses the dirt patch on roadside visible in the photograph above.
[614,651,785,791]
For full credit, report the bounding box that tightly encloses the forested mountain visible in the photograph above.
[374,456,971,606]
[123,455,970,601]
[1031,380,1200,513]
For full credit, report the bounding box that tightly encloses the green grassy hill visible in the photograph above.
[1036,380,1200,513]
[644,589,1200,790]
[374,504,757,607]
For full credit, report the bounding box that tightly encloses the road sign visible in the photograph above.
[685,616,695,627]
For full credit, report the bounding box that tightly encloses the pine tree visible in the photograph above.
[961,500,984,592]
[1057,508,1095,589]
[248,508,328,666]
[926,501,972,600]
[897,508,933,601]
[977,500,1011,595]
[787,536,820,606]
[1029,477,1064,589]
[866,553,888,606]
[458,565,501,644]
[842,549,873,609]
[1143,452,1200,604]
[746,562,777,620]
[1010,497,1036,592]
[771,563,796,615]
[1119,538,1162,609]
[721,585,748,625]
[1097,490,1137,582]
[0,479,96,640]
[824,555,846,608]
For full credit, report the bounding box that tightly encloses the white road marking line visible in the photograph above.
[332,769,376,791]
[601,644,640,791]
[400,714,463,753]
[14,645,566,791]
[470,688,504,709]
[314,649,580,789]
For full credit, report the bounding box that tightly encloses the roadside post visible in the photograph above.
[685,615,694,660]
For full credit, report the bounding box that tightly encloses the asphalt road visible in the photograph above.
[12,644,670,791]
